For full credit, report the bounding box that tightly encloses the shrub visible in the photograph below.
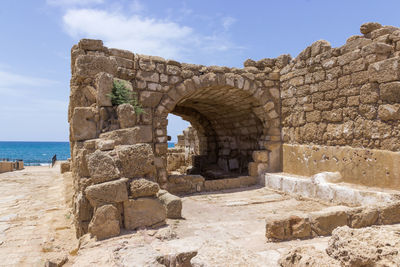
[108,80,144,114]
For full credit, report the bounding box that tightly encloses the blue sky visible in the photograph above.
[0,0,399,141]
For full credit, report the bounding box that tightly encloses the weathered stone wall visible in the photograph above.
[68,22,400,237]
[279,22,400,188]
[281,22,400,150]
[68,39,282,237]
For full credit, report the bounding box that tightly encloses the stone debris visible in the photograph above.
[327,225,400,266]
[266,202,400,241]
[280,225,400,266]
[279,245,341,267]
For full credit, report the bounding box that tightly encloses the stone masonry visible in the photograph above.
[68,22,400,237]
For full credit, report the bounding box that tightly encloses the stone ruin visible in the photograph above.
[68,22,400,240]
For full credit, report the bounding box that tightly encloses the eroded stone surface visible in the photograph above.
[327,226,400,266]
[123,198,166,230]
[130,178,160,198]
[87,150,120,184]
[85,178,128,207]
[116,144,156,178]
[158,190,182,219]
[88,204,120,240]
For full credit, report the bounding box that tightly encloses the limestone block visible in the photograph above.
[85,178,128,207]
[95,139,115,151]
[331,185,357,205]
[138,57,156,71]
[117,103,136,128]
[378,202,400,224]
[368,57,400,83]
[88,205,120,240]
[60,161,70,173]
[73,148,90,177]
[348,207,378,228]
[139,91,163,108]
[315,183,335,203]
[309,206,349,236]
[74,192,93,221]
[281,176,297,194]
[378,104,400,121]
[155,143,168,155]
[71,107,97,141]
[279,246,341,267]
[265,173,283,190]
[252,150,269,163]
[136,70,159,82]
[380,82,400,102]
[238,176,258,187]
[167,175,204,195]
[157,190,182,219]
[266,215,311,241]
[82,85,97,104]
[265,216,291,241]
[99,126,153,145]
[264,142,282,172]
[75,54,118,77]
[130,178,160,198]
[204,178,241,191]
[361,42,393,56]
[116,144,156,178]
[157,250,198,267]
[87,150,120,184]
[109,48,134,60]
[310,40,331,57]
[248,162,268,177]
[95,72,113,107]
[360,22,382,35]
[290,216,312,239]
[123,198,166,230]
[78,39,104,51]
[371,26,398,39]
[295,178,316,199]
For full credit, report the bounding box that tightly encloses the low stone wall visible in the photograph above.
[0,162,14,173]
[0,161,23,173]
[166,174,257,195]
[265,201,400,241]
[283,144,400,189]
[264,172,400,206]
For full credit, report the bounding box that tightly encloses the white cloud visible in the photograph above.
[62,8,242,62]
[47,0,103,7]
[0,70,57,88]
[222,16,236,31]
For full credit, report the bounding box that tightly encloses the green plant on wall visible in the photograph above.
[108,80,144,115]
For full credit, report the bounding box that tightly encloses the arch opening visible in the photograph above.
[166,84,267,180]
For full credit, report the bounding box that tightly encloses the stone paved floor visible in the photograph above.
[70,186,333,266]
[0,164,76,266]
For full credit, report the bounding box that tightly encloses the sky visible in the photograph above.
[0,0,399,141]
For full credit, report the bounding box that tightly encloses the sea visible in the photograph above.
[0,141,175,166]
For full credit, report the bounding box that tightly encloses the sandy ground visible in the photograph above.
[0,164,76,267]
[0,165,335,266]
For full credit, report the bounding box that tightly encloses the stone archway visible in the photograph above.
[150,71,281,185]
[68,39,284,237]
